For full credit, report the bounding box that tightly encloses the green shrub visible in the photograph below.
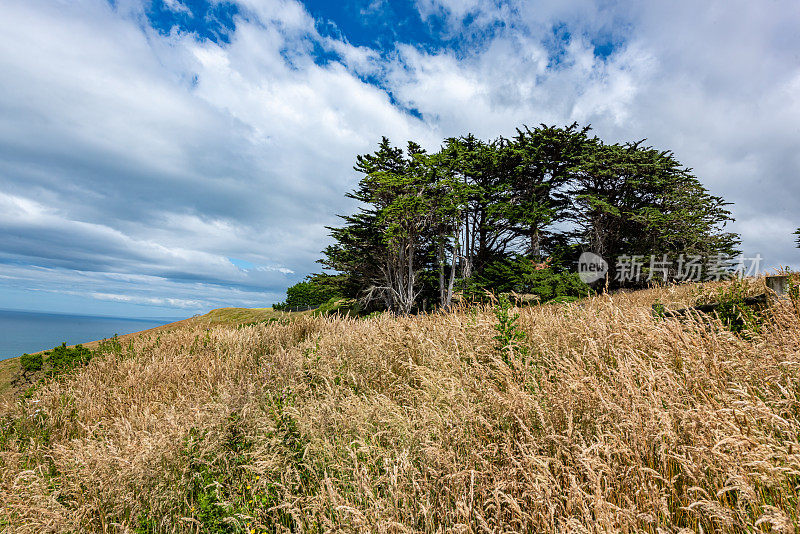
[526,269,591,302]
[95,335,123,356]
[182,421,252,533]
[466,256,592,304]
[275,274,343,310]
[173,397,317,533]
[47,343,93,373]
[20,353,43,373]
[287,280,340,307]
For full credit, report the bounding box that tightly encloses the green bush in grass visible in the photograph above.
[20,353,43,373]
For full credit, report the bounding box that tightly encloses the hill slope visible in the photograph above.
[1,281,799,533]
[0,307,306,400]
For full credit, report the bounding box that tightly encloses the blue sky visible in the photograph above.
[0,0,799,318]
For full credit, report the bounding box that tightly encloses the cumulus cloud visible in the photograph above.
[162,0,191,16]
[0,0,429,315]
[0,0,797,316]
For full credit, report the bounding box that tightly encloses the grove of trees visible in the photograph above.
[278,123,740,314]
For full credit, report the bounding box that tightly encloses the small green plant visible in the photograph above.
[95,334,122,356]
[651,300,666,319]
[178,398,318,533]
[0,403,52,452]
[20,353,43,373]
[133,514,159,534]
[493,293,528,365]
[782,269,800,302]
[183,418,253,533]
[714,278,763,338]
[789,278,800,301]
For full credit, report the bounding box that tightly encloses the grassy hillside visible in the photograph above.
[0,357,19,399]
[1,280,799,532]
[0,307,304,401]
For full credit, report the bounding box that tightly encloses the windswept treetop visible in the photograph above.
[315,124,739,314]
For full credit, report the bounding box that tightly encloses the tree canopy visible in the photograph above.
[291,123,740,314]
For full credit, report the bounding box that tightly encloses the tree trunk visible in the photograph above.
[445,247,457,308]
[438,239,446,306]
[529,229,541,259]
[404,242,415,314]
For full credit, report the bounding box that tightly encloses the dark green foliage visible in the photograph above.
[568,140,739,281]
[95,334,123,357]
[133,514,159,534]
[320,138,445,314]
[435,134,513,276]
[277,274,343,309]
[46,343,93,373]
[467,256,591,303]
[503,123,591,257]
[315,123,740,312]
[20,353,43,373]
[12,344,103,404]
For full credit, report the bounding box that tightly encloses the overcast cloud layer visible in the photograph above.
[0,0,798,317]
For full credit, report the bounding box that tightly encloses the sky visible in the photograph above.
[0,0,798,318]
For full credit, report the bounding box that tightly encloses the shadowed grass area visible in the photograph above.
[0,358,19,398]
[1,279,798,533]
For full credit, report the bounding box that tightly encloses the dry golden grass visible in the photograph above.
[1,279,799,533]
[0,358,19,398]
[0,307,301,400]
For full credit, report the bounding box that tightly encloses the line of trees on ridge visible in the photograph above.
[274,123,741,315]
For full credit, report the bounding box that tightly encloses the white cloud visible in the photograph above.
[0,0,434,314]
[91,292,204,309]
[163,0,191,16]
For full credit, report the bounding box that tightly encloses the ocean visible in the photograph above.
[0,309,180,361]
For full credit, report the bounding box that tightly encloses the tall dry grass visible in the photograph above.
[1,280,799,533]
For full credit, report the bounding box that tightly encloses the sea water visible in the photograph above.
[0,309,179,360]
